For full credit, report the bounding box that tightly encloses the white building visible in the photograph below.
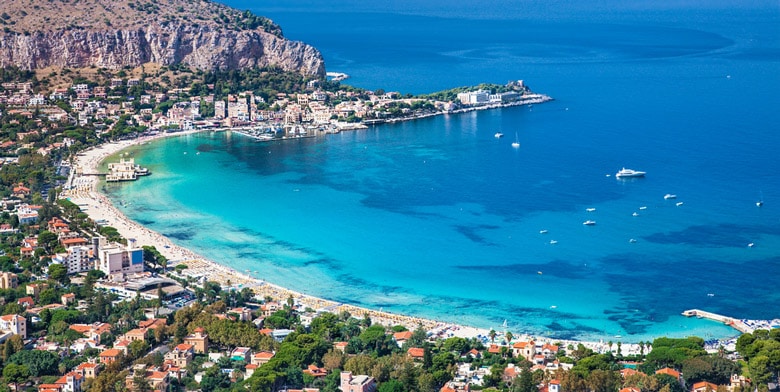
[52,246,93,275]
[97,241,144,277]
[456,90,490,105]
[214,100,226,119]
[0,314,27,340]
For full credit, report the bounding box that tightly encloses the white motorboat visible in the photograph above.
[676,202,684,206]
[494,132,504,138]
[539,230,548,234]
[664,194,677,200]
[632,212,639,217]
[586,208,596,212]
[511,132,520,148]
[615,168,646,178]
[583,220,596,226]
[549,240,558,245]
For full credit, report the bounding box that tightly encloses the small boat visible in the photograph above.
[632,212,639,217]
[615,168,646,178]
[549,240,558,245]
[639,206,647,210]
[676,202,684,206]
[748,243,755,248]
[583,220,596,226]
[629,238,637,243]
[539,230,548,234]
[537,271,543,275]
[586,208,596,212]
[494,132,504,138]
[664,194,677,200]
[707,293,715,297]
[550,305,557,309]
[511,132,520,148]
[756,201,763,207]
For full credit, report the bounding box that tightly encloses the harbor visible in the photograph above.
[682,309,780,334]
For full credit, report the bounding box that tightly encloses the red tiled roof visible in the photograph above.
[61,237,87,245]
[656,368,681,379]
[76,363,98,369]
[692,382,718,391]
[100,349,121,357]
[407,347,425,358]
[393,331,413,341]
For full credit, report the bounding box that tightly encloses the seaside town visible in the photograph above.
[0,8,777,389]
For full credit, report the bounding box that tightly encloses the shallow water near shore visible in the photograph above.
[105,1,780,342]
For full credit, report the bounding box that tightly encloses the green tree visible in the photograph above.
[378,379,404,392]
[3,363,31,391]
[8,350,60,376]
[514,368,536,392]
[48,263,68,284]
[38,230,58,252]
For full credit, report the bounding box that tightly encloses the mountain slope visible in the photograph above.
[0,0,325,76]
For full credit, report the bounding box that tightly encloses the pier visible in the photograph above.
[682,309,753,334]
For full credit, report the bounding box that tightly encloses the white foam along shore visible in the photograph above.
[60,131,713,353]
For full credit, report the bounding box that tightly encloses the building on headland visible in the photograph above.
[0,271,18,289]
[456,90,489,105]
[340,371,377,392]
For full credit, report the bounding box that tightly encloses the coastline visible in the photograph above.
[60,129,648,352]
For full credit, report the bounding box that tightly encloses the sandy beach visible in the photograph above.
[60,131,649,354]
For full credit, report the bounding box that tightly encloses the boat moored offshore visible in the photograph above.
[615,168,646,178]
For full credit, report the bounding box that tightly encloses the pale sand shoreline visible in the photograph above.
[61,131,647,353]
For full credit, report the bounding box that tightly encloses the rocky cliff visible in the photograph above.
[0,0,325,77]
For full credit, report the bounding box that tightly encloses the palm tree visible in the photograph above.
[639,341,645,357]
[607,340,613,353]
[489,329,497,344]
[506,331,514,345]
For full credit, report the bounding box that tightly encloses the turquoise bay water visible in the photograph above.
[104,2,780,342]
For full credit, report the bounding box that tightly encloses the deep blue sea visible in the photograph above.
[104,0,780,342]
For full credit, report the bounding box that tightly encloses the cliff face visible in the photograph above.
[0,25,325,77]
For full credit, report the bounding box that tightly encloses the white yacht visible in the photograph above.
[494,132,504,138]
[583,220,596,226]
[511,132,520,148]
[539,230,548,234]
[586,208,596,212]
[615,168,646,178]
[664,194,677,200]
